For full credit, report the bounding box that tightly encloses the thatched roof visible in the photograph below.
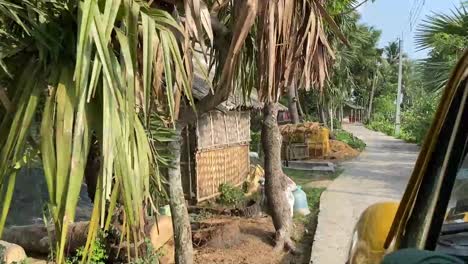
[192,74,264,111]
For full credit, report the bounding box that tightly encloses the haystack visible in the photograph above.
[280,122,330,159]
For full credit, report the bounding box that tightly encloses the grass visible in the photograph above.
[334,129,366,151]
[285,167,342,263]
[283,167,343,186]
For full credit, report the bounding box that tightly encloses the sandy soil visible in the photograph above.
[194,215,316,264]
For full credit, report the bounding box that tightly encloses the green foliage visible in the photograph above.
[284,168,343,187]
[249,131,261,152]
[217,183,245,206]
[373,94,396,121]
[131,239,164,264]
[304,188,326,211]
[366,118,395,137]
[334,130,366,151]
[416,3,468,91]
[65,236,108,264]
[400,95,438,144]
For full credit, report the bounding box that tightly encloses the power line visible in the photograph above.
[409,0,426,32]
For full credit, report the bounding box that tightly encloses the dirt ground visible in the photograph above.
[194,214,317,264]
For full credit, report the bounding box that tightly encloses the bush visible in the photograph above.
[366,117,395,136]
[218,183,245,205]
[334,130,366,151]
[66,235,108,264]
[401,96,437,144]
[250,131,261,152]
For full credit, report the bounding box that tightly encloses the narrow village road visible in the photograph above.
[310,123,420,264]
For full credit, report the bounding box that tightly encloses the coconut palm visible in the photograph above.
[0,0,255,263]
[416,3,468,91]
[252,0,341,252]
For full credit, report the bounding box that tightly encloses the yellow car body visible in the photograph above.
[348,202,398,264]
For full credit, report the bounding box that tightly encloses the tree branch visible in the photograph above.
[313,0,350,48]
[339,0,371,15]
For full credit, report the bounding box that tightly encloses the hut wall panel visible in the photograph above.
[212,111,227,146]
[226,113,238,144]
[196,113,213,149]
[195,144,249,202]
[239,112,251,142]
[197,111,250,150]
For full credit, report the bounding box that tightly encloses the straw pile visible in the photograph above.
[328,140,360,160]
[279,122,330,158]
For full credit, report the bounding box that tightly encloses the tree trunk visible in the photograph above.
[261,103,296,252]
[295,89,305,118]
[318,102,327,126]
[340,104,344,123]
[367,74,377,122]
[84,137,100,201]
[168,124,193,264]
[328,102,334,132]
[287,85,300,124]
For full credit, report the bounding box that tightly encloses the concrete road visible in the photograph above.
[310,123,420,264]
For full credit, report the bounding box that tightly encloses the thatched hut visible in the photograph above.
[180,76,262,203]
[277,104,292,124]
[344,101,365,123]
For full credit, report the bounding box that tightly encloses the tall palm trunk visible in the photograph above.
[261,103,296,252]
[287,85,300,124]
[296,89,305,118]
[329,101,334,132]
[340,104,344,123]
[318,101,327,126]
[367,73,377,122]
[168,124,193,264]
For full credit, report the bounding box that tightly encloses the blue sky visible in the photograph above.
[359,0,462,59]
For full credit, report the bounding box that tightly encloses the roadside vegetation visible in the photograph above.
[334,130,366,151]
[366,3,467,144]
[285,168,343,264]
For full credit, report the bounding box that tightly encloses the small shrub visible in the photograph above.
[66,235,108,264]
[131,239,164,264]
[334,130,366,151]
[250,131,261,152]
[366,118,395,136]
[218,183,245,205]
[401,95,437,144]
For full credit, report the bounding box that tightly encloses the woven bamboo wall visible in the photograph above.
[195,144,250,202]
[196,111,250,150]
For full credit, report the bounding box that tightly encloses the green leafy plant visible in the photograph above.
[218,183,245,206]
[131,239,164,264]
[400,95,438,144]
[334,130,366,151]
[65,236,108,264]
[366,117,395,137]
[249,131,261,152]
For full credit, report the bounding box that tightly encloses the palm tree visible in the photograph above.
[385,41,400,65]
[253,0,340,252]
[416,3,468,92]
[0,1,255,263]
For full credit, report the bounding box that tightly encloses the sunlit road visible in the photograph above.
[310,123,419,264]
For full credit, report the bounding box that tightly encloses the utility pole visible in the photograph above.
[395,38,403,136]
